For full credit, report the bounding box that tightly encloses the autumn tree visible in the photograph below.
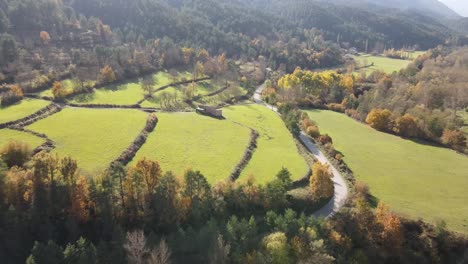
[0,140,32,168]
[52,81,67,100]
[394,113,419,138]
[98,65,116,84]
[365,109,394,132]
[10,84,23,97]
[262,232,291,264]
[133,158,162,197]
[193,61,205,79]
[310,162,334,201]
[375,202,404,254]
[39,31,51,44]
[441,129,466,150]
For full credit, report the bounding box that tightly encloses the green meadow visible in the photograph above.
[0,99,50,124]
[133,112,251,183]
[353,54,412,74]
[27,108,148,173]
[305,109,468,234]
[223,104,309,184]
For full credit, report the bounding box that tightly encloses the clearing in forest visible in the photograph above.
[223,104,309,184]
[132,112,251,183]
[305,109,468,234]
[353,54,413,74]
[27,108,148,173]
[0,99,50,124]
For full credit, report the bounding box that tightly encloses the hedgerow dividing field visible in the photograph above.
[305,109,468,234]
[223,104,309,184]
[132,112,251,183]
[0,99,50,124]
[27,108,148,174]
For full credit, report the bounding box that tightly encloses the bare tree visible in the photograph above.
[148,240,171,264]
[210,235,230,264]
[124,230,149,264]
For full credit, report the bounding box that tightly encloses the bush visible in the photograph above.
[318,134,333,145]
[365,109,394,132]
[441,129,466,150]
[327,103,345,113]
[0,141,32,167]
[306,125,320,138]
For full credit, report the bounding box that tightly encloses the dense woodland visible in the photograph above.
[0,141,467,264]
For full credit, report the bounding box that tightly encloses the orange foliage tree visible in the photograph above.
[394,113,419,138]
[375,202,404,253]
[99,65,117,84]
[52,81,67,100]
[39,31,51,44]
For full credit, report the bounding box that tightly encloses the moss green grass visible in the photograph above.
[132,112,251,183]
[27,108,148,173]
[0,99,50,124]
[305,109,468,234]
[223,104,309,184]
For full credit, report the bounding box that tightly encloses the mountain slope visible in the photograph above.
[321,0,460,19]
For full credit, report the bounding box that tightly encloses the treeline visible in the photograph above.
[1,138,467,263]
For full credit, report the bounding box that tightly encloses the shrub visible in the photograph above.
[0,85,23,107]
[0,140,32,167]
[318,134,333,145]
[327,103,345,113]
[365,109,394,132]
[394,114,420,138]
[441,129,466,150]
[306,125,320,138]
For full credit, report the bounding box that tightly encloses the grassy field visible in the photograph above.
[68,71,195,105]
[223,104,309,184]
[305,109,468,234]
[27,108,148,174]
[0,99,50,124]
[0,129,45,150]
[353,54,412,74]
[132,112,251,183]
[69,81,145,105]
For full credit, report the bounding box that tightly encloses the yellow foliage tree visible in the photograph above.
[52,81,67,100]
[310,162,334,200]
[133,158,162,197]
[99,65,117,84]
[365,109,393,132]
[375,202,403,253]
[10,85,24,97]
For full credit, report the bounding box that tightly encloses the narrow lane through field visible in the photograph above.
[254,83,349,218]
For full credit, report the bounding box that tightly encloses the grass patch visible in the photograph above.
[68,81,144,105]
[353,54,412,74]
[27,108,148,174]
[132,112,251,183]
[0,99,50,124]
[223,104,309,184]
[0,129,45,149]
[305,109,468,234]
